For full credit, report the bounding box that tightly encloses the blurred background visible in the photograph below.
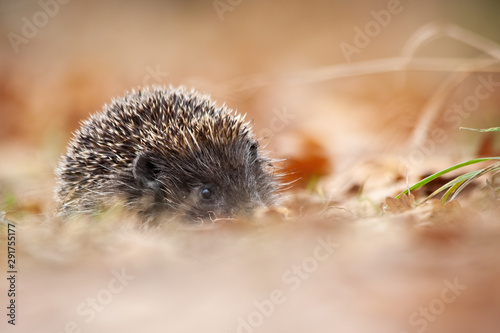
[1,0,500,183]
[1,1,500,207]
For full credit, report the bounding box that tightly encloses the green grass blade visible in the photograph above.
[459,127,500,133]
[396,157,500,199]
[450,162,500,201]
[441,180,466,204]
[421,169,482,204]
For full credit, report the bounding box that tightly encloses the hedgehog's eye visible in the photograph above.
[199,186,214,201]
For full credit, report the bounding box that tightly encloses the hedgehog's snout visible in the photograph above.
[217,192,267,220]
[175,182,267,223]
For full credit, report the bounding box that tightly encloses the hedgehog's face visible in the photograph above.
[132,141,278,224]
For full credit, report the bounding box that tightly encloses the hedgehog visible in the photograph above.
[55,86,281,224]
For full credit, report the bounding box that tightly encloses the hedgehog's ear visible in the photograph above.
[249,142,259,162]
[133,152,161,190]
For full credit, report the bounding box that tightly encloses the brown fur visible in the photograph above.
[55,87,281,223]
